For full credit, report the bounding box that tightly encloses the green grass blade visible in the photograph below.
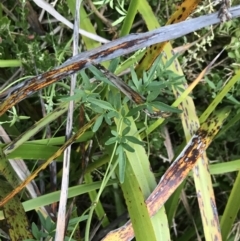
[220,171,240,240]
[120,0,139,37]
[200,70,240,123]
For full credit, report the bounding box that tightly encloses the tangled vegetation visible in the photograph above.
[0,0,240,241]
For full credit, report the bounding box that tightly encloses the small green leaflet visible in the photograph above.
[116,145,126,184]
[150,101,182,113]
[92,115,104,132]
[87,97,116,111]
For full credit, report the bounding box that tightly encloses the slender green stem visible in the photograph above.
[120,0,139,37]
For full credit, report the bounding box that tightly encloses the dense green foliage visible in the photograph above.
[0,0,240,241]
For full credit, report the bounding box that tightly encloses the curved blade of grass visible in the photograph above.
[200,70,240,123]
[0,115,99,207]
[0,180,116,220]
[220,169,240,240]
[5,143,63,160]
[209,159,240,175]
[3,102,76,156]
[27,133,93,145]
[1,132,93,160]
[217,110,240,138]
[146,107,231,218]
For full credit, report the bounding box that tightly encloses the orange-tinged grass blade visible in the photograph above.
[145,107,231,215]
[0,61,86,117]
[0,115,98,207]
[135,0,202,77]
[102,107,231,241]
